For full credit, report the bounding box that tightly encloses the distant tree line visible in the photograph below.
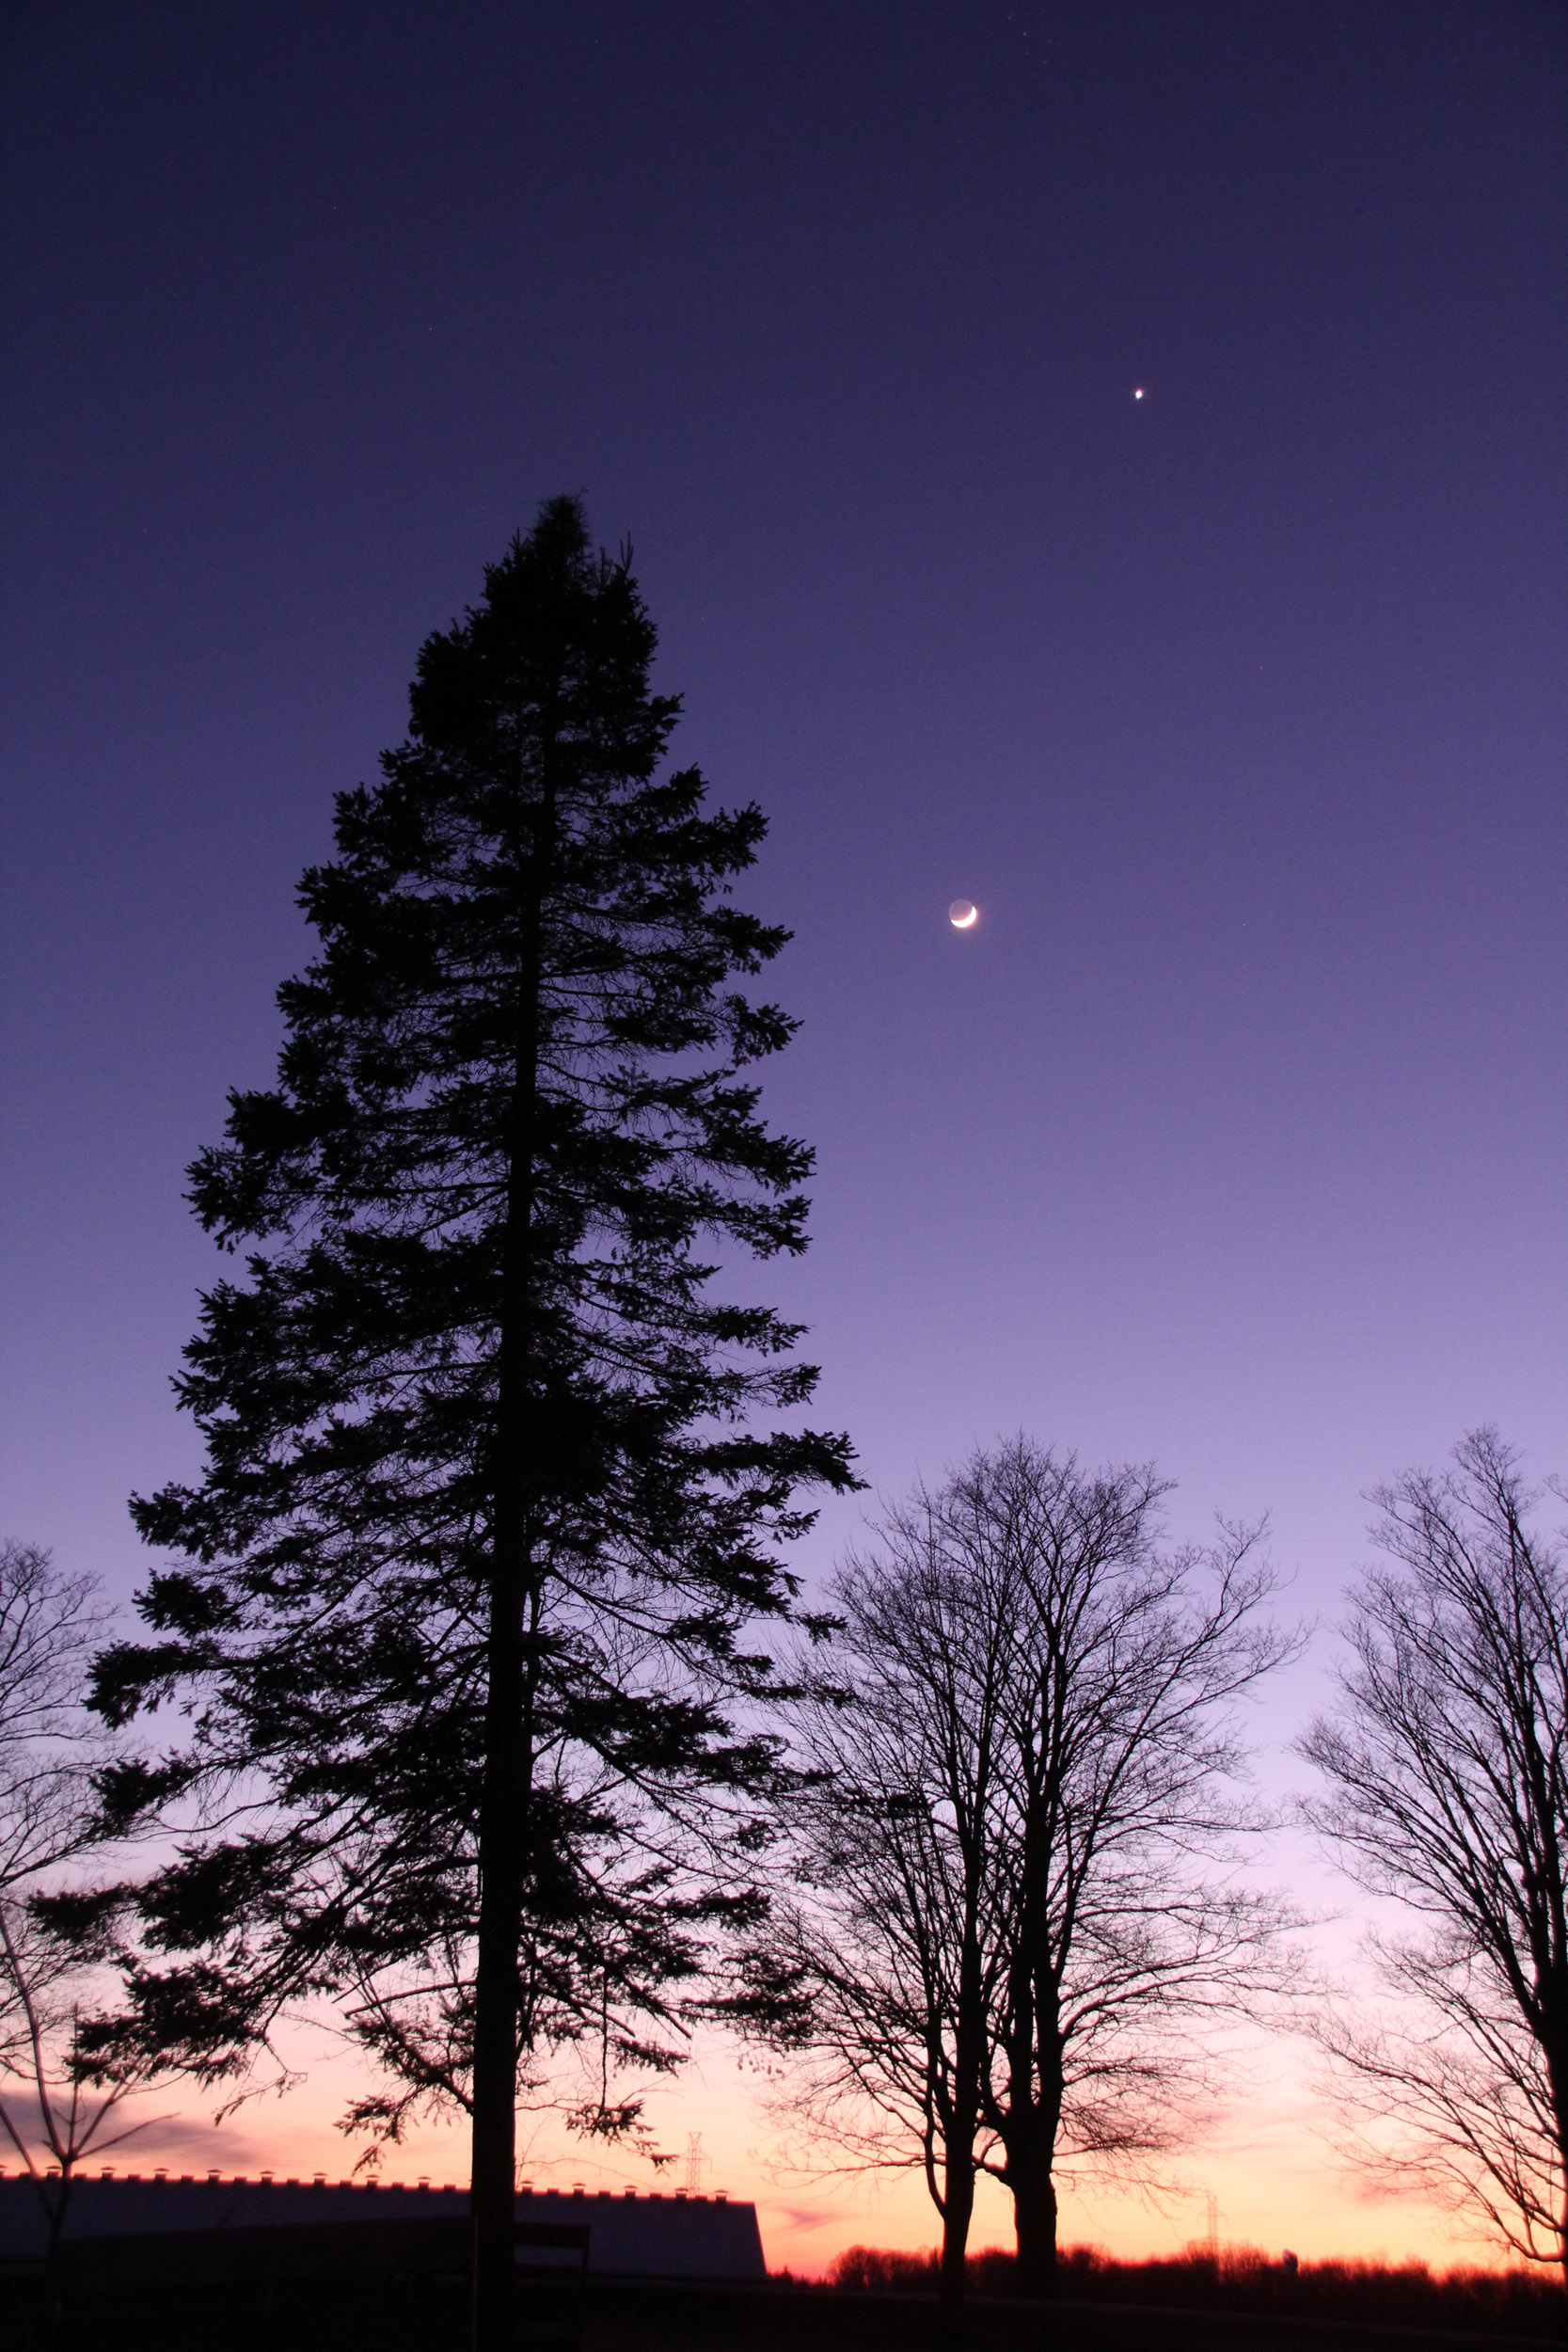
[824,2240,1568,2337]
[2,504,1566,2335]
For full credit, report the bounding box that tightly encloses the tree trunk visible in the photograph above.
[1010,2157,1059,2299]
[1002,1889,1064,2301]
[471,1536,528,2350]
[939,2157,974,2312]
[998,1956,1061,2296]
[938,1916,987,2316]
[43,2172,71,2352]
[470,713,556,2352]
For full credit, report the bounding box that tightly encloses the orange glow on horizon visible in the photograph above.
[73,2026,1509,2284]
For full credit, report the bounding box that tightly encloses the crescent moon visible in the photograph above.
[948,899,978,930]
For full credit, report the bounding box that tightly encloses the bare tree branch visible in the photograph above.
[1301,1428,1568,2282]
[0,1541,154,2260]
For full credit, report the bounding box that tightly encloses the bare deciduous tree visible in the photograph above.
[1301,1428,1568,2282]
[0,1541,142,2257]
[754,1440,1297,2307]
[0,1543,101,1897]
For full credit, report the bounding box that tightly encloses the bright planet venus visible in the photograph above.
[948,899,978,929]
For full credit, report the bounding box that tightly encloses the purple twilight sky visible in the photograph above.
[4,0,1565,1693]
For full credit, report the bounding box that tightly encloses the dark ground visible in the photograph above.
[6,2274,1564,2352]
[586,2280,1563,2352]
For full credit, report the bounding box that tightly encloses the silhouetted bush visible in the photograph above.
[821,2242,1566,2335]
[830,2246,940,2292]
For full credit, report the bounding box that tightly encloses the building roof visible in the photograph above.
[0,2173,766,2279]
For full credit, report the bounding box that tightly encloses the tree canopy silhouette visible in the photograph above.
[752,1439,1295,2307]
[65,499,855,2347]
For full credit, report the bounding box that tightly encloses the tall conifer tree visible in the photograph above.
[76,500,854,2344]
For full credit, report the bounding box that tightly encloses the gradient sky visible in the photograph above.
[3,0,1565,2272]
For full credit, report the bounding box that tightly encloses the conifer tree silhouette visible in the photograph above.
[69,501,854,2345]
